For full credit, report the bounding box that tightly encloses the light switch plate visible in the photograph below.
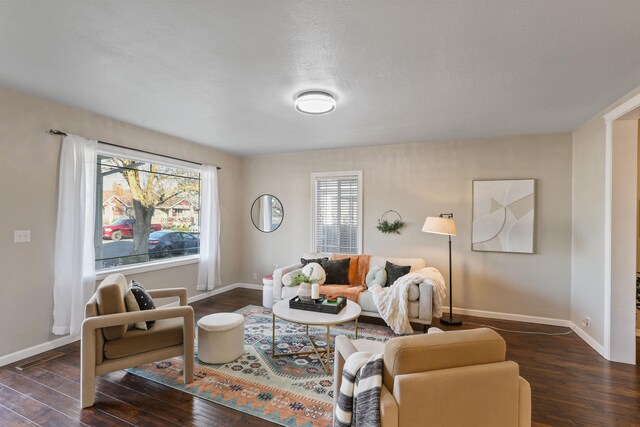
[14,230,31,243]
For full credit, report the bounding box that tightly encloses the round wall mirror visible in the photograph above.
[251,194,284,233]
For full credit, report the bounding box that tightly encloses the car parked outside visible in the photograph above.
[148,230,200,258]
[103,218,162,241]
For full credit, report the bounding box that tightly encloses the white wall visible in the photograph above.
[638,125,640,332]
[5,79,640,363]
[637,126,640,271]
[242,133,573,320]
[571,117,607,345]
[571,84,640,357]
[611,120,638,362]
[0,86,243,358]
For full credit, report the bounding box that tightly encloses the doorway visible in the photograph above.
[605,95,640,364]
[637,120,640,360]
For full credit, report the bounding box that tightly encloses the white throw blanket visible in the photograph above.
[334,352,384,427]
[369,267,446,334]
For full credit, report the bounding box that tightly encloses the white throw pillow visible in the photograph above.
[407,284,420,301]
[301,262,326,284]
[365,265,387,288]
[282,269,302,287]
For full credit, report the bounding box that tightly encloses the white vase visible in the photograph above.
[298,282,312,301]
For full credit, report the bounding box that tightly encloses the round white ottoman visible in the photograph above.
[197,313,245,364]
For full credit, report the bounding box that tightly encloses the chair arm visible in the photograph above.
[418,281,434,320]
[332,335,359,410]
[147,288,188,306]
[519,377,532,427]
[273,262,302,300]
[82,306,194,331]
[333,336,397,427]
[335,334,359,358]
[380,384,398,427]
[81,306,195,375]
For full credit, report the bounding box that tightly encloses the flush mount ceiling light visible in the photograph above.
[295,91,336,115]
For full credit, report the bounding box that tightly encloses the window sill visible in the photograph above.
[95,255,199,281]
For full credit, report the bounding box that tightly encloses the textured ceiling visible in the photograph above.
[1,1,640,156]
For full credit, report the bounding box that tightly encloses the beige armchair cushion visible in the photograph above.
[104,317,184,359]
[383,328,506,393]
[96,280,128,341]
[393,361,522,426]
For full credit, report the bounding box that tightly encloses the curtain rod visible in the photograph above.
[48,129,221,170]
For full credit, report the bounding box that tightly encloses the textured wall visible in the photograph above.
[241,133,573,320]
[0,86,243,357]
[611,120,638,362]
[571,83,640,357]
[571,116,607,345]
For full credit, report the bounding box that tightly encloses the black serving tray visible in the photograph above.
[289,295,347,314]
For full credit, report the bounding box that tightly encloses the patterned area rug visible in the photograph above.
[126,305,402,426]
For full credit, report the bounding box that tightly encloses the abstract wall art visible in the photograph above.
[472,179,535,253]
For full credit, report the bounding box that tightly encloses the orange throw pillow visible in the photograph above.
[331,254,371,287]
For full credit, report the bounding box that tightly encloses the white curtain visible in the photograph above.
[52,135,97,335]
[197,165,221,291]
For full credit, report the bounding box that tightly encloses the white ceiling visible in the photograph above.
[1,1,640,156]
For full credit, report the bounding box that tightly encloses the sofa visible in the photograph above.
[272,253,440,329]
[333,328,532,427]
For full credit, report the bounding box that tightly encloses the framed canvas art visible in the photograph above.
[472,179,535,253]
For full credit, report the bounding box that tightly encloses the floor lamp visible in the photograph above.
[422,213,462,326]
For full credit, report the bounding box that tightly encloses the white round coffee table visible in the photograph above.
[271,298,361,374]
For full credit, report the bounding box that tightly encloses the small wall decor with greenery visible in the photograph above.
[377,210,405,234]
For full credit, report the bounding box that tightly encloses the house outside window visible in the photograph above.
[311,171,363,254]
[96,146,201,270]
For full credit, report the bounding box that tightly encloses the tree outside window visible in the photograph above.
[96,153,201,270]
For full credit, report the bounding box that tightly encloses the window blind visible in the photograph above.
[314,175,360,254]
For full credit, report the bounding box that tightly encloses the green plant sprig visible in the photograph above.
[290,266,322,286]
[377,218,405,234]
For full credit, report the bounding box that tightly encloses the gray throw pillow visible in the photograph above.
[301,257,329,266]
[321,258,351,285]
[385,261,411,287]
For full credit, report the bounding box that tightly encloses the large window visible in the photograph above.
[95,147,201,270]
[311,171,362,254]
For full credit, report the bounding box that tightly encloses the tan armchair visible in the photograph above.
[81,273,195,408]
[334,328,531,427]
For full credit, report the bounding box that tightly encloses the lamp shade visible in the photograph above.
[422,216,457,236]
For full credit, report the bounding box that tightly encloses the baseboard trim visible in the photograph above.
[450,306,572,327]
[233,283,263,291]
[449,306,609,358]
[0,333,80,367]
[570,322,606,358]
[190,282,262,299]
[0,282,262,367]
[163,283,262,307]
[199,282,263,294]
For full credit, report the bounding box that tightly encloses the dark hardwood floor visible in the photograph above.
[0,288,638,426]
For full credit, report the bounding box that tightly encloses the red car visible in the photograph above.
[102,219,162,241]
